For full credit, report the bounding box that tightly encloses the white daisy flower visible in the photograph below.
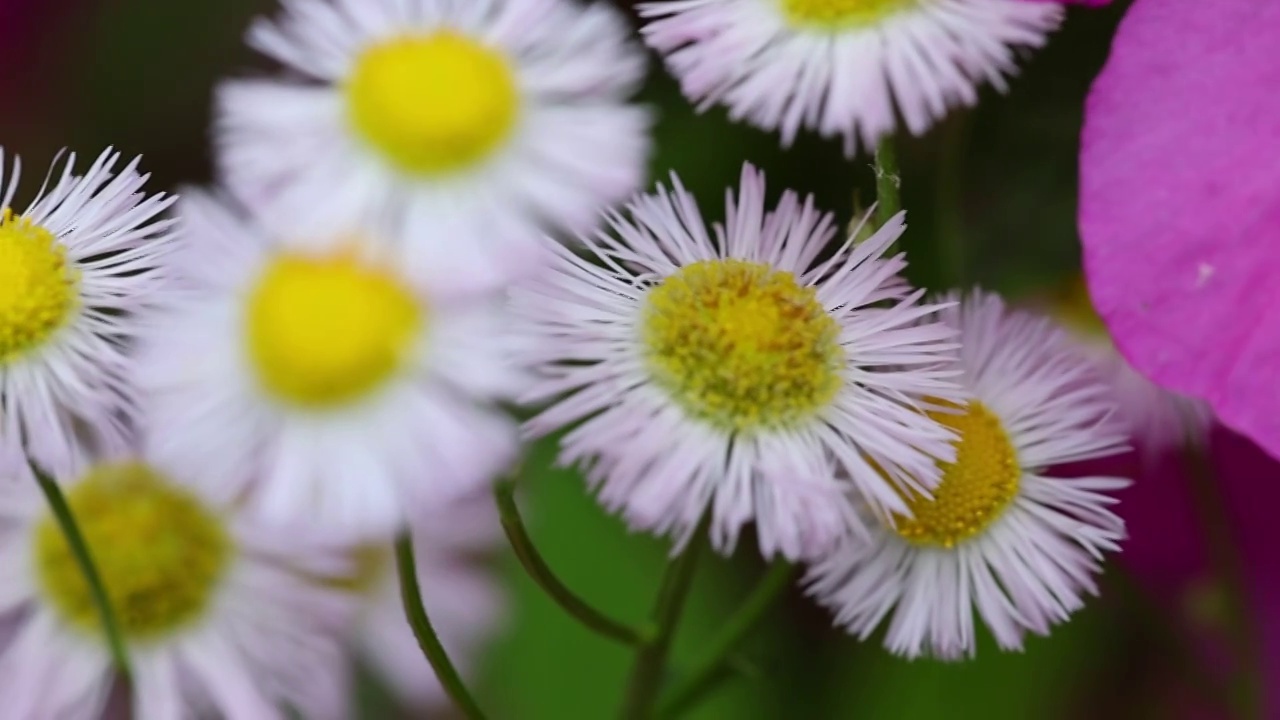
[806,289,1131,659]
[1044,276,1212,457]
[639,0,1063,154]
[0,457,354,719]
[336,495,503,711]
[0,148,176,479]
[517,163,962,561]
[217,0,652,293]
[138,192,521,538]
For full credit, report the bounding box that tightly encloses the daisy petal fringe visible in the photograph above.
[806,289,1132,659]
[639,0,1062,154]
[216,0,652,293]
[138,192,521,538]
[0,456,354,718]
[518,163,962,561]
[0,148,176,479]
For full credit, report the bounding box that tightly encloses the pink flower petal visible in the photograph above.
[1079,0,1280,460]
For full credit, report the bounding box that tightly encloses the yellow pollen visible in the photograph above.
[781,0,916,28]
[893,401,1021,548]
[641,259,843,431]
[33,462,233,641]
[347,31,519,175]
[0,208,78,361]
[247,250,422,408]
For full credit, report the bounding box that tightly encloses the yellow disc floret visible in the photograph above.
[0,208,78,361]
[781,0,916,28]
[642,259,843,431]
[347,31,519,175]
[33,462,233,641]
[247,250,422,408]
[893,401,1021,548]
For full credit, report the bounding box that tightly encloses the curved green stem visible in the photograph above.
[395,532,487,720]
[873,135,901,227]
[495,479,647,646]
[620,531,707,720]
[659,562,794,718]
[32,464,131,682]
[1182,432,1265,719]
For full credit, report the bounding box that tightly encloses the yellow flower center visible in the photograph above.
[780,0,915,28]
[892,401,1021,548]
[346,31,519,175]
[33,462,233,641]
[246,250,423,408]
[641,259,843,431]
[0,208,79,361]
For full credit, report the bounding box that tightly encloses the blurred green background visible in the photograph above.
[6,1,1187,717]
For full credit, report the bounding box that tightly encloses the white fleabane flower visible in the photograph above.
[138,193,521,538]
[807,290,1131,659]
[517,164,962,561]
[1046,276,1212,458]
[0,149,175,478]
[0,459,353,719]
[639,0,1062,154]
[217,0,652,293]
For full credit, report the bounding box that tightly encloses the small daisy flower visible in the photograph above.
[806,290,1131,659]
[139,192,521,538]
[517,164,962,561]
[217,0,652,292]
[639,0,1062,154]
[0,148,175,478]
[334,496,503,711]
[1044,276,1212,457]
[0,457,353,718]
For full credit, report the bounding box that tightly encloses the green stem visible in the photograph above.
[659,562,794,718]
[32,464,131,682]
[935,112,970,288]
[620,532,706,720]
[873,135,901,227]
[395,532,487,720]
[1182,432,1265,719]
[495,479,646,646]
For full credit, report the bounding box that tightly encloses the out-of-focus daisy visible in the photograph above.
[1043,276,1212,456]
[217,0,651,293]
[517,164,961,561]
[639,0,1062,154]
[807,290,1131,659]
[0,456,353,718]
[0,148,175,478]
[334,495,503,711]
[139,192,521,538]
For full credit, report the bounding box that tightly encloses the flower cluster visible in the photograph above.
[0,0,1169,716]
[0,0,648,713]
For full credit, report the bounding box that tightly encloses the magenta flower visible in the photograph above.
[1079,0,1280,460]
